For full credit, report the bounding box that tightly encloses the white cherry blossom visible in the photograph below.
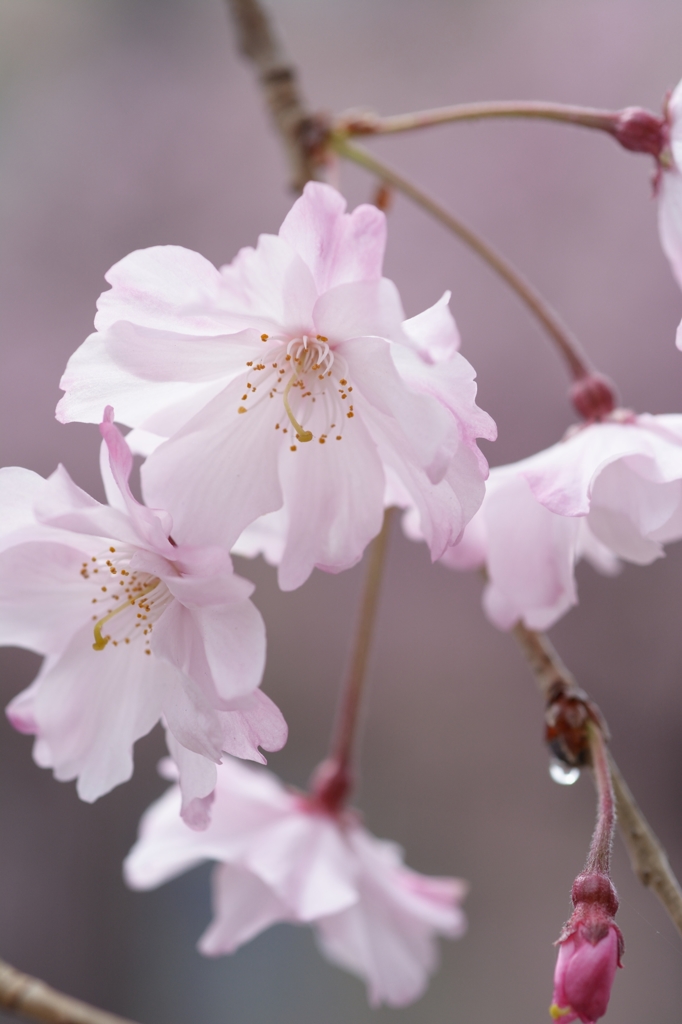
[125,757,467,1007]
[58,183,494,590]
[0,409,285,814]
[405,413,682,630]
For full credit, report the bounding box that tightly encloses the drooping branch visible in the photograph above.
[223,0,327,190]
[512,623,682,938]
[0,959,141,1024]
[608,756,682,935]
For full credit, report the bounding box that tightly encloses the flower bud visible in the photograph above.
[569,373,617,422]
[549,872,623,1023]
[612,106,668,157]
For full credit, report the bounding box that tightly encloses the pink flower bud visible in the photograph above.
[550,873,623,1024]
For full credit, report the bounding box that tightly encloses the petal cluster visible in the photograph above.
[125,757,467,1007]
[58,182,494,590]
[411,414,682,630]
[1,409,285,814]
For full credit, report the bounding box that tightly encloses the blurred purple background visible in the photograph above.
[1,1,682,1022]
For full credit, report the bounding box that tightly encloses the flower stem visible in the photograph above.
[585,722,616,877]
[313,509,394,810]
[332,136,592,383]
[513,623,682,938]
[336,100,621,137]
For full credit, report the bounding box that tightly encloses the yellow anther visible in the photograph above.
[549,1004,572,1021]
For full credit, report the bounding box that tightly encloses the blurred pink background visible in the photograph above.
[1,1,681,1022]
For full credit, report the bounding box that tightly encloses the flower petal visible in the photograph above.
[14,623,165,802]
[279,182,386,292]
[313,280,406,347]
[141,378,284,548]
[95,245,230,334]
[0,540,93,654]
[152,592,266,705]
[402,291,461,360]
[199,863,291,954]
[164,729,218,829]
[57,331,224,428]
[276,411,385,590]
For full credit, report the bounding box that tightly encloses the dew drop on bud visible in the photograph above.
[549,759,580,786]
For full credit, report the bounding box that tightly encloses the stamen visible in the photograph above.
[282,374,313,442]
[92,579,160,651]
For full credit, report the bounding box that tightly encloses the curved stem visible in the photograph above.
[314,509,394,810]
[332,136,591,382]
[336,100,620,137]
[0,958,140,1024]
[585,722,615,877]
[513,623,682,939]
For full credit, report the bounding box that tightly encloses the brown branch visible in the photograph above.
[0,959,141,1024]
[512,623,682,939]
[223,0,326,190]
[608,756,682,935]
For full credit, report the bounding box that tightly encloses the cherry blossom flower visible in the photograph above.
[57,183,495,590]
[404,413,682,630]
[0,409,285,814]
[550,873,623,1024]
[124,756,467,1007]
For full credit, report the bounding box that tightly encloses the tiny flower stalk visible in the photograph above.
[550,723,624,1024]
[312,507,395,813]
[335,99,668,161]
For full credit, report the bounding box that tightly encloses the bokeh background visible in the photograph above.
[1,1,682,1021]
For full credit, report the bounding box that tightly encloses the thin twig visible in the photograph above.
[512,623,682,939]
[332,508,394,773]
[0,959,141,1024]
[313,509,394,811]
[337,100,619,137]
[223,0,325,190]
[332,136,592,382]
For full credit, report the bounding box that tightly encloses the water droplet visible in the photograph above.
[549,759,581,786]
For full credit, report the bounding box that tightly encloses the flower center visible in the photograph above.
[236,333,356,449]
[80,547,172,654]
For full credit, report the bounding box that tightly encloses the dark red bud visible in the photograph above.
[569,373,617,422]
[612,107,668,157]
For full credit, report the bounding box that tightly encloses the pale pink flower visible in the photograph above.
[57,183,494,590]
[406,414,682,630]
[124,757,467,1007]
[1,409,285,814]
